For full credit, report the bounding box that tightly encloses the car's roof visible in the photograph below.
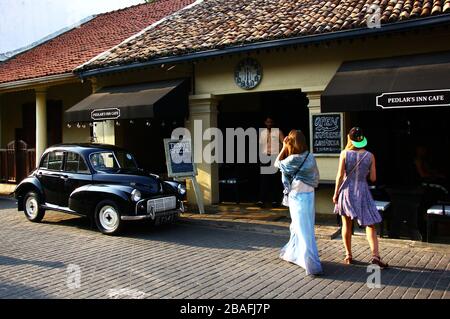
[45,143,127,153]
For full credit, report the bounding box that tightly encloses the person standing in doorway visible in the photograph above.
[258,116,285,207]
[275,130,323,276]
[333,127,388,268]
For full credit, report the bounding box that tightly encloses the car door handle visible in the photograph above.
[60,175,69,180]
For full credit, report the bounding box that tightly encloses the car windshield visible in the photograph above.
[89,151,138,172]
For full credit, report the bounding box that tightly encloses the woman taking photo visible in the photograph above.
[275,130,323,276]
[333,127,388,268]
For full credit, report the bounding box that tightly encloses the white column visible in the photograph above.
[187,94,220,206]
[35,88,47,162]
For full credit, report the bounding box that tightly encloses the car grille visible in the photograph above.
[147,196,177,213]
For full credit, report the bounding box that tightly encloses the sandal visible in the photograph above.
[371,255,388,269]
[344,254,353,265]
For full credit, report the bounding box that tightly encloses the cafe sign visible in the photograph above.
[91,108,121,121]
[376,89,450,109]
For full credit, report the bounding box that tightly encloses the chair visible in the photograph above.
[370,185,391,237]
[386,187,424,240]
[374,200,391,237]
[421,183,449,242]
[426,202,450,242]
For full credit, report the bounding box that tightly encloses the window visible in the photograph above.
[65,152,90,174]
[115,151,138,170]
[78,157,90,174]
[89,151,138,172]
[47,151,64,171]
[65,152,79,173]
[90,152,119,171]
[39,153,49,169]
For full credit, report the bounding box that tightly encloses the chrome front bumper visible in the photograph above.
[121,208,183,221]
[123,200,184,221]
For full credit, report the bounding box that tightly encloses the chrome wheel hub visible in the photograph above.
[99,206,119,231]
[25,197,38,218]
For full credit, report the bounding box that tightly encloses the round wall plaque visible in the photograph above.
[234,58,263,90]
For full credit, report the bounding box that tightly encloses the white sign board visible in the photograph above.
[164,139,197,178]
[163,139,204,214]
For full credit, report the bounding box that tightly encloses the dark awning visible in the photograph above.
[321,51,450,112]
[65,79,189,123]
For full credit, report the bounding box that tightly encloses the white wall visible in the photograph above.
[0,0,145,54]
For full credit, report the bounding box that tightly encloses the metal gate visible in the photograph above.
[0,140,35,183]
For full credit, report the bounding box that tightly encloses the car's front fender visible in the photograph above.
[164,181,186,200]
[69,184,134,216]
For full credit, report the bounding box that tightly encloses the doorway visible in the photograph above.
[218,89,310,203]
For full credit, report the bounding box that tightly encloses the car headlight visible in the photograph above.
[131,189,142,202]
[178,184,186,196]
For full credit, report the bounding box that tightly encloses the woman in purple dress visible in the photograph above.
[333,127,388,268]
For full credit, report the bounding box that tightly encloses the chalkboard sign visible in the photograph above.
[311,113,343,154]
[164,139,197,178]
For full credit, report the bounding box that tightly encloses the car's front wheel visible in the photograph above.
[94,200,122,235]
[23,191,45,222]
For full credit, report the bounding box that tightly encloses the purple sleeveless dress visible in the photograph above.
[334,150,382,226]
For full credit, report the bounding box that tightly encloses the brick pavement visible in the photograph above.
[0,199,448,299]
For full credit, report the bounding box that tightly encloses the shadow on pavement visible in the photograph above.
[318,260,450,292]
[31,210,283,251]
[0,197,17,210]
[0,281,56,299]
[40,214,92,231]
[120,222,284,251]
[0,255,65,269]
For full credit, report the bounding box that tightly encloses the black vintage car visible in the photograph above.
[14,144,186,235]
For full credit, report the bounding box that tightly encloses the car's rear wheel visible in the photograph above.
[23,191,45,222]
[95,200,122,235]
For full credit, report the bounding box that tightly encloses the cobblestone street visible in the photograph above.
[0,198,449,299]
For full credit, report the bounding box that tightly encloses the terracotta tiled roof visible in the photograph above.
[79,0,450,72]
[0,0,195,85]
